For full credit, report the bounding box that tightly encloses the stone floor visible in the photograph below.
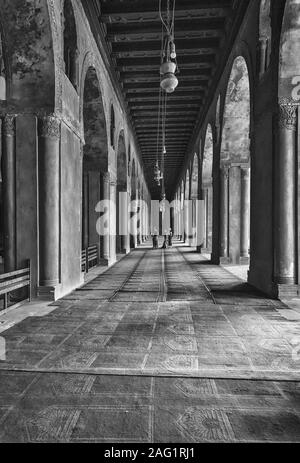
[1,241,300,442]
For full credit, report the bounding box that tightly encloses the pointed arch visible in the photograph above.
[221,56,251,164]
[220,56,251,264]
[0,23,7,101]
[110,105,116,148]
[279,0,300,102]
[203,124,214,185]
[185,171,190,200]
[191,154,199,199]
[116,130,127,254]
[82,66,108,265]
[63,0,78,89]
[259,0,272,76]
[202,125,214,252]
[83,67,108,173]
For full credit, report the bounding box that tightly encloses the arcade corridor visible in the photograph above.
[1,241,300,442]
[1,0,300,445]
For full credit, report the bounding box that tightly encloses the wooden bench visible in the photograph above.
[81,245,99,273]
[0,260,31,311]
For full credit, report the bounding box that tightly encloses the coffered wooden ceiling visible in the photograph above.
[82,0,250,199]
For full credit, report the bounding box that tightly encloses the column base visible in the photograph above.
[274,283,299,300]
[37,284,62,301]
[220,256,230,264]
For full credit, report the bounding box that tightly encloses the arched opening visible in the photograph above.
[180,180,184,241]
[191,154,199,246]
[130,159,136,248]
[128,145,131,176]
[110,105,115,149]
[116,130,127,254]
[82,67,108,271]
[216,95,221,141]
[0,28,6,101]
[137,179,141,244]
[184,171,190,242]
[202,125,213,252]
[220,56,251,266]
[63,0,78,89]
[259,0,272,77]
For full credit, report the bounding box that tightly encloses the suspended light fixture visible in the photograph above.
[159,0,179,94]
[160,60,178,94]
[153,1,178,190]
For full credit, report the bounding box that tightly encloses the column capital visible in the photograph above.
[103,172,110,184]
[278,99,298,131]
[3,115,16,137]
[38,115,61,139]
[220,165,229,179]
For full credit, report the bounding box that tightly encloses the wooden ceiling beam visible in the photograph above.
[124,81,206,91]
[116,55,215,67]
[101,0,232,18]
[106,18,225,38]
[112,38,219,54]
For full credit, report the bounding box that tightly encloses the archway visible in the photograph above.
[110,105,115,149]
[220,56,251,265]
[130,159,137,248]
[63,0,78,89]
[184,171,190,242]
[82,67,108,270]
[259,0,271,77]
[116,130,127,254]
[202,125,213,252]
[191,154,199,246]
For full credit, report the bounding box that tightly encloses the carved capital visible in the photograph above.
[220,165,229,179]
[3,115,16,137]
[278,99,297,131]
[38,115,61,139]
[102,172,110,184]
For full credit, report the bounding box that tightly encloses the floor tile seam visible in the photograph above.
[1,366,300,381]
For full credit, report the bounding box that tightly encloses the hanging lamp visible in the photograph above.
[159,0,179,94]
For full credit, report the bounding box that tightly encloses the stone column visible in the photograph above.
[2,115,16,273]
[130,191,138,249]
[275,101,297,285]
[220,165,229,259]
[240,166,251,258]
[110,177,117,264]
[82,171,89,250]
[203,189,208,249]
[137,190,141,245]
[102,172,110,263]
[118,189,129,253]
[123,190,130,253]
[207,184,213,251]
[38,115,60,287]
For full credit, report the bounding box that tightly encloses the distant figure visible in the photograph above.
[162,234,168,249]
[152,234,158,249]
[168,229,173,247]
